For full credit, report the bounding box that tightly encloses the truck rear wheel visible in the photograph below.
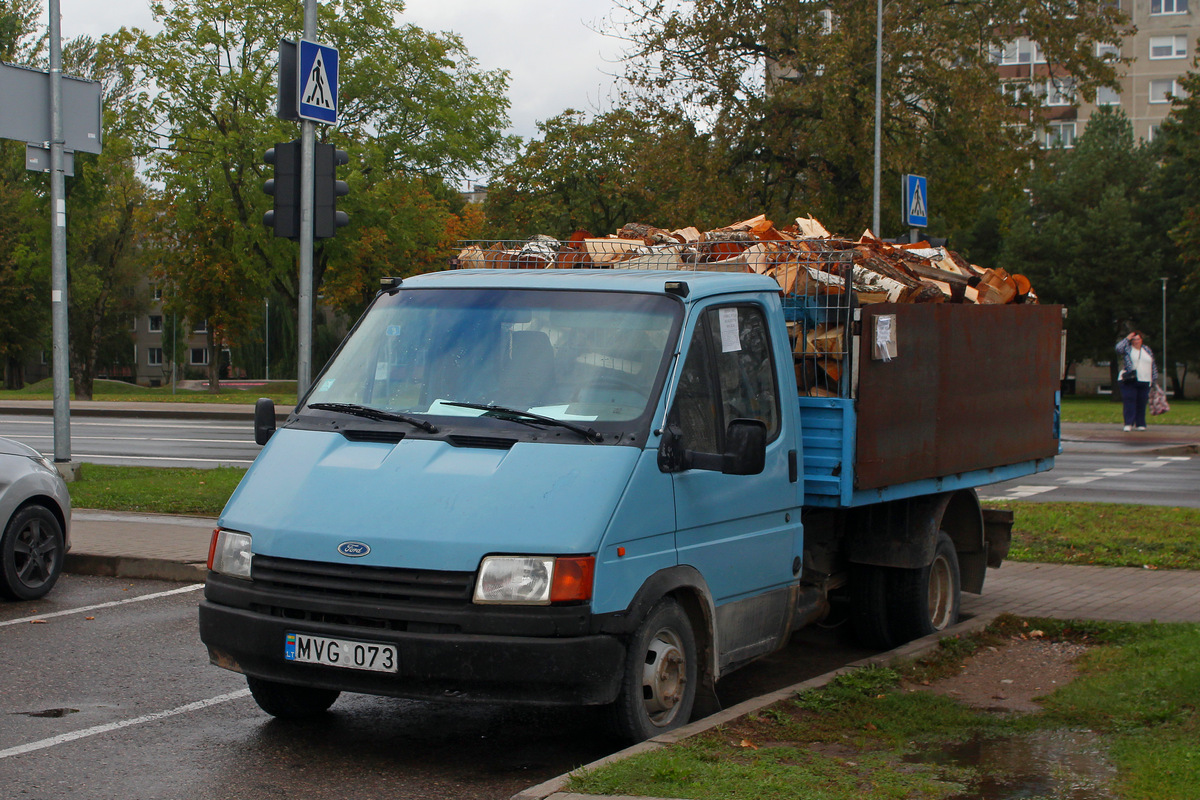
[610,597,697,743]
[246,676,340,719]
[888,531,961,643]
[849,563,894,650]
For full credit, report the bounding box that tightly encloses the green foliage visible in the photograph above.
[485,108,735,238]
[612,0,1126,240]
[1001,108,1166,375]
[114,0,515,388]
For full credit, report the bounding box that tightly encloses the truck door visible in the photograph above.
[667,301,801,669]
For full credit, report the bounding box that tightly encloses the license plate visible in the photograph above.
[284,633,398,673]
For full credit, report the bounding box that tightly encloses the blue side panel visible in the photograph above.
[844,456,1056,506]
[797,396,856,506]
[798,395,1057,508]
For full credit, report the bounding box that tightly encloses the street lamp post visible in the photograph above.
[1161,277,1168,395]
[872,0,882,235]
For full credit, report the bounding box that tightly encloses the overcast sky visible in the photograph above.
[47,0,630,142]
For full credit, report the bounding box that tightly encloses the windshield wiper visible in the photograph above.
[307,402,439,434]
[440,401,602,443]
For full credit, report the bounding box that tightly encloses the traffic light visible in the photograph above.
[263,140,301,240]
[314,143,350,240]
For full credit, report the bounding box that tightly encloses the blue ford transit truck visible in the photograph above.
[199,265,1061,742]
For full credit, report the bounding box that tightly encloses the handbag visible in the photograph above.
[1149,384,1170,416]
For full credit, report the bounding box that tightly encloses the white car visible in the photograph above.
[0,438,72,600]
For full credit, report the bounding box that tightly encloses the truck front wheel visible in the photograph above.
[889,531,961,643]
[611,597,698,743]
[246,676,340,719]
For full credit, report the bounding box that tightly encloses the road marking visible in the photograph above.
[0,689,251,760]
[1096,468,1137,474]
[1057,476,1103,484]
[0,419,247,432]
[1003,485,1058,497]
[0,584,204,628]
[1133,460,1170,468]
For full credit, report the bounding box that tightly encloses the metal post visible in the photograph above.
[297,0,318,398]
[48,0,72,470]
[171,312,176,395]
[1161,277,1168,394]
[264,297,270,381]
[872,0,882,236]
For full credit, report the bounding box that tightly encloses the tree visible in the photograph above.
[610,0,1127,241]
[1142,66,1200,397]
[999,108,1167,388]
[119,0,514,390]
[484,108,735,239]
[62,36,152,400]
[0,0,48,388]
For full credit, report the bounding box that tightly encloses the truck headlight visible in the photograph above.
[208,528,253,579]
[474,555,595,605]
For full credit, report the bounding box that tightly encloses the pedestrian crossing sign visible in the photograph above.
[298,40,338,125]
[902,174,928,228]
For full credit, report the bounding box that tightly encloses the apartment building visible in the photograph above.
[129,285,217,386]
[999,0,1198,147]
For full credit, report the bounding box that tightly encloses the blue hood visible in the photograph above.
[220,429,641,571]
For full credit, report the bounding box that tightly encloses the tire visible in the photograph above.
[849,562,896,650]
[246,676,340,719]
[610,598,698,743]
[0,504,65,601]
[887,532,961,644]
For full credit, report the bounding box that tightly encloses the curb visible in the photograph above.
[512,614,1000,800]
[64,553,208,582]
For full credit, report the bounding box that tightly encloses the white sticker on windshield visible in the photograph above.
[719,308,741,353]
[374,362,388,380]
[319,378,335,392]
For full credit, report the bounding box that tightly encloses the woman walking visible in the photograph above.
[1115,331,1157,431]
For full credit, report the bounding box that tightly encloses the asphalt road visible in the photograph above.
[0,414,1195,507]
[978,451,1200,507]
[0,575,876,800]
[0,414,261,469]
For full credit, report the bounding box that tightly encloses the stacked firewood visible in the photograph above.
[456,214,1037,306]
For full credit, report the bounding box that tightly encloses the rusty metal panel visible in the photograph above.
[853,303,1062,491]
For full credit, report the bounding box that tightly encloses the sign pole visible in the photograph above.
[48,0,73,473]
[297,0,318,399]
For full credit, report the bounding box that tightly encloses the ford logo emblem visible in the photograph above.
[337,541,371,558]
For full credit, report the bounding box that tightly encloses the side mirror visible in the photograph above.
[657,424,688,473]
[722,418,766,475]
[254,397,277,446]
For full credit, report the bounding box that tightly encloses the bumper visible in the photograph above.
[198,600,626,705]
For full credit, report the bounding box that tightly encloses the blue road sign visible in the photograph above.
[903,174,928,228]
[298,39,338,125]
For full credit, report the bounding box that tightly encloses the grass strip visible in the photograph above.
[68,464,246,516]
[994,500,1200,570]
[1060,395,1199,425]
[0,378,297,406]
[568,617,1200,800]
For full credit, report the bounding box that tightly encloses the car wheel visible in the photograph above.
[0,504,65,601]
[246,676,340,719]
[610,597,698,743]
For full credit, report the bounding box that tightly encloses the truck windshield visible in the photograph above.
[306,288,682,426]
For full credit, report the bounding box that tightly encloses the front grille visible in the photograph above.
[252,555,474,604]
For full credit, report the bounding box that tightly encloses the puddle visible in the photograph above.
[905,729,1118,800]
[14,707,80,718]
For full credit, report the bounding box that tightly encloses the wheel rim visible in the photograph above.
[640,626,688,727]
[12,518,58,590]
[927,553,954,630]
